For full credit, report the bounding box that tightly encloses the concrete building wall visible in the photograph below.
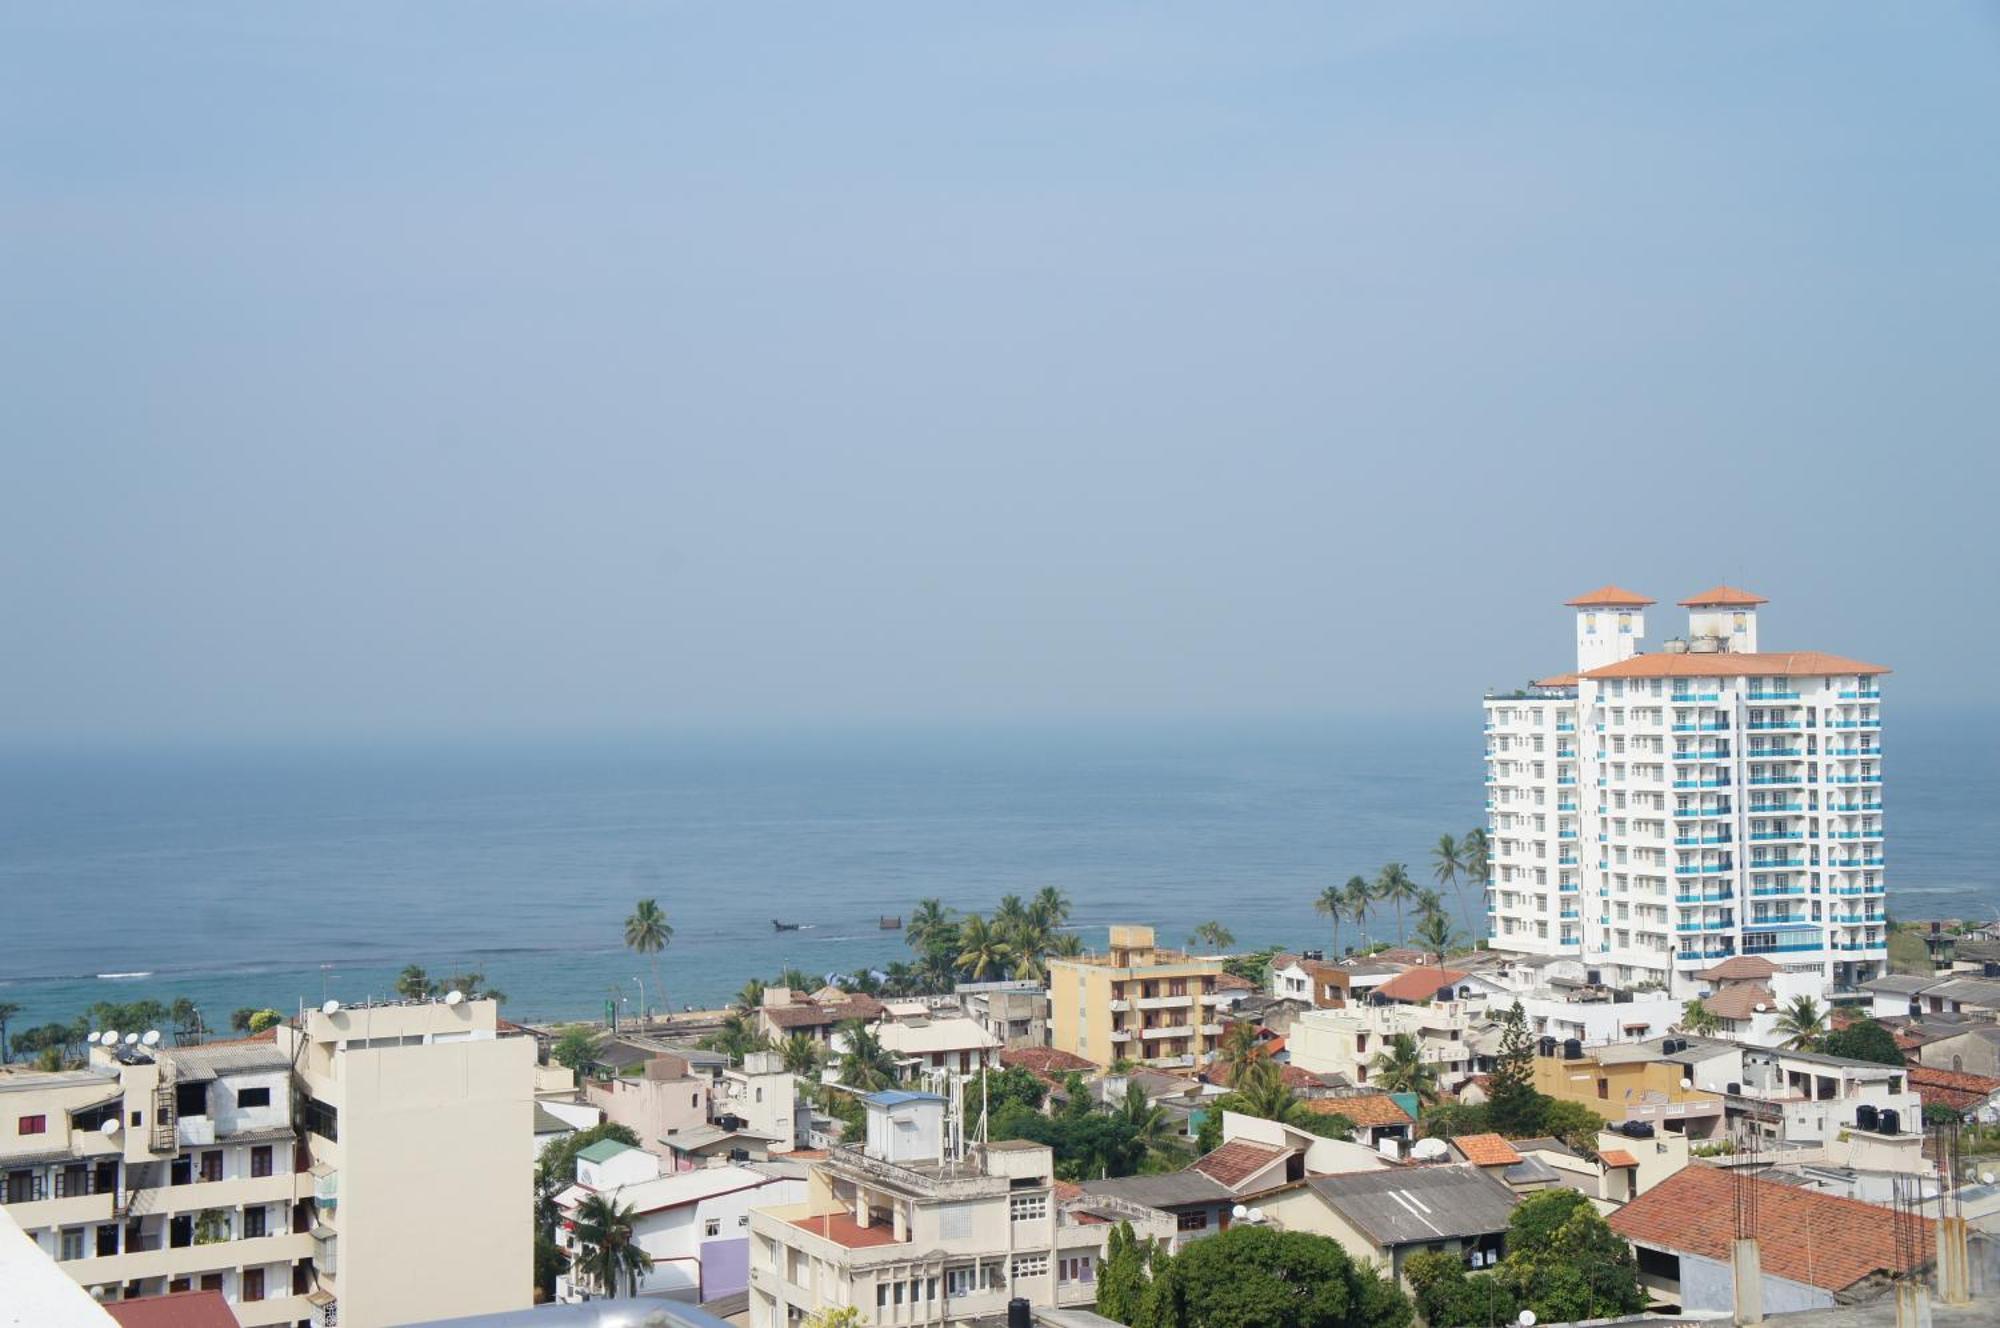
[1674,1249,1833,1315]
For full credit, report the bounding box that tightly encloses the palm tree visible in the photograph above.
[1216,1021,1265,1083]
[1774,994,1828,1050]
[169,997,206,1046]
[955,914,1014,982]
[571,1193,653,1298]
[837,1020,899,1091]
[1047,932,1085,959]
[0,1003,18,1063]
[1412,911,1454,969]
[624,899,673,1024]
[1030,886,1072,930]
[700,1013,768,1065]
[1463,827,1491,924]
[907,898,953,954]
[395,966,431,1001]
[1375,863,1418,944]
[735,979,767,1014]
[1678,997,1722,1037]
[1230,1058,1306,1125]
[1116,1082,1173,1167]
[776,967,815,994]
[880,963,917,997]
[1187,922,1235,954]
[1433,833,1470,934]
[1370,1033,1439,1102]
[779,1032,823,1076]
[1343,875,1374,946]
[1314,884,1348,957]
[996,894,1031,932]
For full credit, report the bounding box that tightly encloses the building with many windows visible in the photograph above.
[1045,926,1229,1069]
[1483,586,1887,995]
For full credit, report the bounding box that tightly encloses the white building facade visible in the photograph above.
[1483,586,1887,997]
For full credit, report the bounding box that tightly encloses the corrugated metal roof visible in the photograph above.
[1307,1165,1517,1247]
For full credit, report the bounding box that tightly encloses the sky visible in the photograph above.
[3,4,1997,741]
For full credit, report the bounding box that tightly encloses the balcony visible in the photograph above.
[1557,777,1577,787]
[1107,1000,1130,1013]
[1746,718,1803,731]
[1674,804,1732,819]
[1108,1029,1131,1043]
[1556,722,1576,733]
[1673,778,1731,789]
[1831,774,1882,784]
[1746,775,1805,786]
[1671,693,1722,703]
[1748,748,1802,759]
[1198,1023,1225,1036]
[1829,747,1882,759]
[1673,834,1731,847]
[1674,862,1734,875]
[1744,940,1825,955]
[1749,800,1802,812]
[1135,994,1193,1010]
[1139,1025,1193,1040]
[1672,750,1729,763]
[1751,885,1806,898]
[1829,719,1880,730]
[1830,800,1882,812]
[1750,857,1804,869]
[1747,691,1801,701]
[1831,857,1885,869]
[1749,830,1804,842]
[1838,689,1881,700]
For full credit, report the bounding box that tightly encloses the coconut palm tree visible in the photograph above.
[735,979,767,1014]
[779,1032,823,1076]
[623,899,673,1023]
[1412,910,1454,969]
[1030,886,1072,930]
[1187,921,1235,954]
[1678,998,1722,1037]
[1433,832,1474,936]
[700,1013,768,1065]
[1370,1033,1439,1102]
[1229,1058,1307,1125]
[571,1193,653,1298]
[996,894,1031,932]
[395,966,431,1001]
[1343,875,1375,946]
[1774,994,1828,1050]
[1215,1021,1265,1083]
[837,1020,899,1091]
[914,949,959,995]
[907,898,953,954]
[1375,863,1419,944]
[1116,1082,1174,1166]
[1314,883,1348,957]
[776,968,814,994]
[1464,827,1491,921]
[0,1003,18,1063]
[1047,931,1085,959]
[955,914,1014,982]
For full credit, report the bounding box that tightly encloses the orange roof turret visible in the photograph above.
[1679,585,1768,607]
[1564,585,1656,608]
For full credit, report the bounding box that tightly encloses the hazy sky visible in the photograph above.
[4,5,1997,740]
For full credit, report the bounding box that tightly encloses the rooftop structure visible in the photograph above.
[1484,586,1888,995]
[1045,925,1229,1069]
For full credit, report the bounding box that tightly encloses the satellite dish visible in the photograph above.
[1753,1003,1768,1013]
[1680,1078,1693,1090]
[444,990,465,1006]
[1520,1313,1538,1328]
[1231,1204,1248,1220]
[100,1118,121,1137]
[1983,1172,1996,1186]
[322,999,341,1016]
[141,1030,162,1048]
[123,1033,139,1047]
[101,1030,119,1046]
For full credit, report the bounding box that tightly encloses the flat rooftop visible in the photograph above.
[786,1210,903,1249]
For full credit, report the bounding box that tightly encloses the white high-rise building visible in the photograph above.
[1482,585,1888,997]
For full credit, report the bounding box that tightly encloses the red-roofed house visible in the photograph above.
[105,1292,241,1328]
[1189,1140,1297,1194]
[1907,1064,2000,1122]
[1611,1166,1932,1312]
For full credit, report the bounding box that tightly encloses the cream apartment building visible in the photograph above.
[1046,925,1229,1069]
[748,1091,1112,1328]
[1287,1001,1486,1092]
[1,1036,313,1327]
[1483,586,1887,995]
[277,996,536,1328]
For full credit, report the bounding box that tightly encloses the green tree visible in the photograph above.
[1486,1001,1540,1136]
[955,914,1014,981]
[1375,863,1419,944]
[395,965,431,1000]
[1494,1189,1644,1321]
[735,978,767,1014]
[803,1308,864,1328]
[1538,1099,1608,1158]
[779,1032,823,1076]
[1343,875,1375,945]
[1216,1021,1266,1084]
[1131,1224,1412,1328]
[1188,921,1235,953]
[1115,1081,1175,1168]
[1411,911,1454,968]
[906,898,955,955]
[1774,994,1829,1051]
[0,1002,17,1063]
[836,1020,899,1091]
[1679,997,1722,1036]
[537,1122,643,1189]
[1315,883,1349,958]
[168,997,206,1046]
[1048,931,1086,958]
[1097,1221,1150,1324]
[1432,833,1474,938]
[1195,1106,1223,1155]
[699,1012,768,1066]
[1415,1101,1492,1141]
[815,1083,866,1140]
[245,1009,283,1034]
[571,1192,653,1298]
[229,1008,258,1033]
[1370,1034,1439,1103]
[552,1027,598,1074]
[1031,886,1072,930]
[623,898,673,1022]
[1821,1017,1904,1066]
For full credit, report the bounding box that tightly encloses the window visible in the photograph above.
[304,1097,339,1143]
[704,1218,722,1237]
[176,1083,209,1118]
[250,1146,273,1178]
[198,1273,222,1293]
[244,1206,268,1239]
[947,1267,978,1298]
[200,1151,223,1184]
[738,1215,749,1228]
[1177,1210,1209,1232]
[1012,1254,1048,1279]
[59,1229,85,1262]
[1009,1195,1047,1222]
[755,1086,763,1103]
[242,1268,264,1302]
[1060,1255,1095,1284]
[17,1115,46,1135]
[236,1086,271,1109]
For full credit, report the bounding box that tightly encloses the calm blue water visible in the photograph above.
[1,713,1994,1039]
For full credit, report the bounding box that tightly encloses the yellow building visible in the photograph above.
[1532,1040,1725,1140]
[1046,925,1228,1068]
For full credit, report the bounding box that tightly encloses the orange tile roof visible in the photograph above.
[1679,585,1768,607]
[1052,1179,1084,1203]
[1610,1166,1932,1292]
[1191,1140,1288,1188]
[105,1292,241,1328]
[1301,1094,1412,1128]
[1373,967,1467,1004]
[1908,1065,2000,1114]
[1581,650,1888,680]
[1001,1046,1096,1075]
[1598,1148,1638,1168]
[788,1210,904,1249]
[1565,585,1656,608]
[1700,955,1779,982]
[1532,672,1580,688]
[1452,1133,1522,1167]
[1702,983,1777,1022]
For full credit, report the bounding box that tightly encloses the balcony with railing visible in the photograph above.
[1747,690,1801,701]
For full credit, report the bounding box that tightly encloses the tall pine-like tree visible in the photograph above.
[1487,1000,1541,1135]
[1097,1221,1150,1324]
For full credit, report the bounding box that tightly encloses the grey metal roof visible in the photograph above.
[1081,1170,1235,1210]
[1929,979,2000,1008]
[160,1041,292,1076]
[534,1104,574,1135]
[1502,1154,1564,1186]
[1307,1165,1519,1247]
[1863,975,1944,996]
[1508,1136,1579,1158]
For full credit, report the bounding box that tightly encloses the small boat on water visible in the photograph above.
[879,915,902,930]
[772,919,802,932]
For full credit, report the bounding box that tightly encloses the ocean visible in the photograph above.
[1,712,1994,1039]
